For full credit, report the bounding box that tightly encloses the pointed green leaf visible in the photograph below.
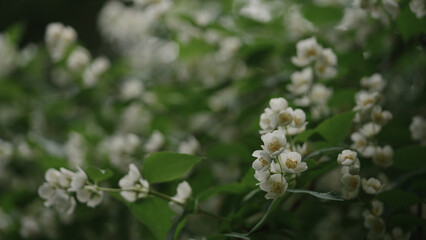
[287,189,343,201]
[85,166,113,182]
[143,152,202,183]
[315,111,356,144]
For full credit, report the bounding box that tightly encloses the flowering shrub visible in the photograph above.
[0,0,425,239]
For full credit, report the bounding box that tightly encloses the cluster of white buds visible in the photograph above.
[38,167,103,215]
[289,37,336,119]
[45,23,76,62]
[352,73,393,168]
[254,98,309,199]
[259,97,307,135]
[118,164,149,202]
[337,150,361,199]
[363,200,386,239]
[169,181,192,214]
[45,23,110,88]
[409,116,426,145]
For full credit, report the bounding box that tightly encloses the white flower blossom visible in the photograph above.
[278,151,307,173]
[261,129,287,156]
[337,150,358,166]
[310,84,332,105]
[359,122,382,138]
[288,68,313,95]
[45,23,76,61]
[362,177,383,194]
[410,116,426,145]
[260,108,278,132]
[178,136,200,155]
[371,200,383,216]
[252,150,272,172]
[371,106,392,125]
[76,186,104,208]
[259,174,288,199]
[254,170,270,182]
[291,37,322,67]
[169,181,192,214]
[410,0,426,18]
[120,78,145,100]
[361,74,386,92]
[144,130,165,152]
[341,173,360,192]
[372,145,393,168]
[83,56,110,87]
[341,158,361,175]
[67,47,91,72]
[119,164,149,202]
[269,98,288,113]
[354,91,380,111]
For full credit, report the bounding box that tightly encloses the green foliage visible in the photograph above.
[376,189,422,208]
[315,111,357,144]
[287,189,343,201]
[393,145,426,170]
[142,152,202,183]
[85,166,113,182]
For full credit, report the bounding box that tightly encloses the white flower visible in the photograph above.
[277,109,293,126]
[19,216,40,239]
[239,0,272,23]
[361,74,386,92]
[341,173,360,192]
[120,78,145,100]
[364,215,386,240]
[371,106,392,125]
[288,68,313,95]
[144,130,165,152]
[269,98,288,113]
[337,150,358,166]
[318,48,337,66]
[359,122,382,138]
[410,116,426,144]
[260,108,278,131]
[341,158,361,175]
[354,91,380,111]
[371,200,383,216]
[45,23,77,61]
[83,56,110,87]
[169,181,192,214]
[278,151,307,173]
[67,47,91,72]
[52,189,76,215]
[58,168,75,188]
[362,177,383,194]
[76,186,104,208]
[372,145,393,168]
[119,164,149,202]
[259,174,288,199]
[178,136,200,155]
[314,61,337,79]
[0,139,12,162]
[291,108,307,128]
[261,129,287,156]
[254,170,270,182]
[310,84,332,104]
[291,37,323,67]
[410,0,426,18]
[252,150,272,172]
[68,168,87,192]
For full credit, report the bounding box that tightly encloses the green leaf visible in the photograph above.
[293,129,316,143]
[197,183,248,202]
[287,189,343,201]
[376,189,422,208]
[206,142,251,161]
[128,198,174,240]
[315,111,356,144]
[302,6,343,25]
[393,145,426,170]
[142,152,202,183]
[247,197,284,235]
[85,166,113,182]
[302,147,344,161]
[396,7,426,42]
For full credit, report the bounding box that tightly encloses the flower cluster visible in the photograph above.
[254,98,308,199]
[45,23,110,88]
[38,168,103,215]
[363,200,386,239]
[337,150,361,199]
[353,0,399,25]
[118,164,149,202]
[259,97,307,135]
[352,73,393,168]
[289,37,336,119]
